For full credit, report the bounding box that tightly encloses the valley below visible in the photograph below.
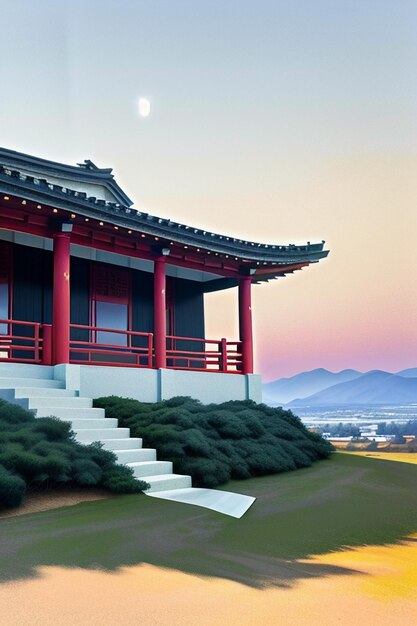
[293,403,417,427]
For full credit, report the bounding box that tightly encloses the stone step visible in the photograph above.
[14,388,79,398]
[0,373,194,497]
[97,438,142,450]
[0,364,54,379]
[126,460,173,478]
[115,448,156,463]
[0,377,64,389]
[74,428,131,441]
[142,474,192,492]
[26,397,93,409]
[34,407,105,419]
[59,417,118,430]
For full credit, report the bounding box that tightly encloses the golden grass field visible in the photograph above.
[0,452,415,625]
[341,451,417,465]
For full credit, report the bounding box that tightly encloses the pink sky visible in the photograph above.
[204,155,417,380]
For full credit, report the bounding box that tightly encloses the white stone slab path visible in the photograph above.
[147,487,256,518]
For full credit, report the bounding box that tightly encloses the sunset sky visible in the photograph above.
[1,1,416,381]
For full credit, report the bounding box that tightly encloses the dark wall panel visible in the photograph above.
[12,244,53,324]
[70,257,90,343]
[42,252,53,324]
[172,278,205,367]
[132,270,154,333]
[173,278,205,339]
[70,257,90,326]
[131,269,154,358]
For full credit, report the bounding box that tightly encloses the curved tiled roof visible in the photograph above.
[0,169,328,266]
[0,149,328,269]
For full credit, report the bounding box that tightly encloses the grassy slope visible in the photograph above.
[0,453,416,587]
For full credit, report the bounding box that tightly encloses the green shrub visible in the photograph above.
[102,465,148,494]
[94,396,333,488]
[0,466,26,508]
[0,399,148,510]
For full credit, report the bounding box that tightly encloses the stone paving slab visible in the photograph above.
[147,487,256,518]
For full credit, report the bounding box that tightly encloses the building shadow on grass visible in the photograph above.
[0,455,416,588]
[0,495,360,588]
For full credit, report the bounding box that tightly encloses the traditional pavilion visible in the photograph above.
[0,147,328,403]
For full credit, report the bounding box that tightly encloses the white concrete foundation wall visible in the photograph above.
[54,365,159,401]
[159,369,262,404]
[53,364,262,404]
[0,363,55,378]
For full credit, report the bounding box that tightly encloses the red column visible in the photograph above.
[239,276,254,375]
[52,232,71,364]
[154,257,167,369]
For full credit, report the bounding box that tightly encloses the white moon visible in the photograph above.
[138,98,151,117]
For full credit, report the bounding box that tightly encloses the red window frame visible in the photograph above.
[90,262,132,344]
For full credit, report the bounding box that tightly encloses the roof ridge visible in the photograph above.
[0,147,133,206]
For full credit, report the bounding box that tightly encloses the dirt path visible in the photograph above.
[0,488,113,520]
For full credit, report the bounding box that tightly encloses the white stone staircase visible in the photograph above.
[0,364,192,493]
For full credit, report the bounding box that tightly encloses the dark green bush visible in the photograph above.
[102,466,148,494]
[94,396,333,488]
[0,399,148,510]
[0,465,26,508]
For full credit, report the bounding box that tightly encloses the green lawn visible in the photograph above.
[0,453,416,588]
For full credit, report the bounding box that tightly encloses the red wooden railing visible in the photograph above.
[166,335,243,373]
[69,324,154,368]
[0,320,243,373]
[0,319,45,364]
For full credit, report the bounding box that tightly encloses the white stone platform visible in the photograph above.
[147,488,256,518]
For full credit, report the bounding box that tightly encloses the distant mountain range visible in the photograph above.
[263,367,417,407]
[398,367,417,378]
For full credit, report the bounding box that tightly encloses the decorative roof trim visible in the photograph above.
[0,157,329,267]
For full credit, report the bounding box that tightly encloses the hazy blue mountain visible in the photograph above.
[397,367,417,378]
[287,370,417,407]
[262,368,362,405]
